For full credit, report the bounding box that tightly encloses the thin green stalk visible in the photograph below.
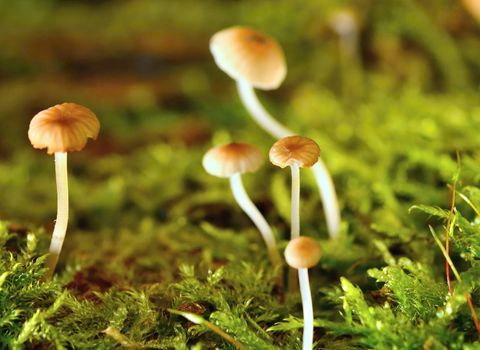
[428,225,461,282]
[167,309,247,350]
[458,192,480,217]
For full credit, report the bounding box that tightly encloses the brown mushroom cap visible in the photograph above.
[202,142,263,178]
[269,136,320,168]
[28,103,100,154]
[210,26,286,90]
[284,236,321,269]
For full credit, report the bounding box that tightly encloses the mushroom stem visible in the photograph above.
[336,26,357,60]
[45,152,69,280]
[291,162,300,239]
[236,79,341,239]
[288,162,300,294]
[312,162,340,238]
[298,267,314,350]
[236,80,291,139]
[288,162,301,292]
[229,173,281,266]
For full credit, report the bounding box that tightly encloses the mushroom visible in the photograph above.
[202,142,281,266]
[269,136,320,240]
[329,9,359,59]
[210,26,341,239]
[210,26,288,138]
[463,0,480,21]
[284,236,321,350]
[28,103,100,279]
[329,9,361,102]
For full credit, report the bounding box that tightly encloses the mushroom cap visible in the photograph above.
[269,136,320,168]
[463,0,480,20]
[28,103,100,154]
[284,236,321,269]
[202,142,263,178]
[329,9,358,36]
[210,26,287,90]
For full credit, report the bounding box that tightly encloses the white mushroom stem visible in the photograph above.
[237,79,291,139]
[335,20,359,103]
[312,162,340,239]
[288,162,301,292]
[45,152,69,280]
[339,30,357,59]
[290,162,300,239]
[298,267,314,350]
[332,15,358,59]
[236,79,341,239]
[229,173,281,266]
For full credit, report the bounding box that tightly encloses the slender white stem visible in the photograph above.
[229,173,281,266]
[299,268,314,350]
[288,163,301,293]
[339,31,357,59]
[291,163,300,239]
[236,80,292,139]
[45,152,69,279]
[312,162,340,238]
[332,14,357,59]
[236,80,341,239]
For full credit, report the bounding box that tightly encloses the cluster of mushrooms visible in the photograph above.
[203,137,322,350]
[27,26,339,350]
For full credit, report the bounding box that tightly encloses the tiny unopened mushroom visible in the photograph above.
[210,26,341,239]
[285,236,321,350]
[203,142,281,266]
[329,9,359,58]
[269,136,320,240]
[28,103,100,279]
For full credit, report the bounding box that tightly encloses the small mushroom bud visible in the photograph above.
[285,236,321,350]
[28,103,100,279]
[203,142,281,267]
[329,9,359,57]
[285,236,321,269]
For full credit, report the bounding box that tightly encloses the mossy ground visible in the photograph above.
[1,0,480,349]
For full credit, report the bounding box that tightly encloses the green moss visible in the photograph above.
[1,0,480,348]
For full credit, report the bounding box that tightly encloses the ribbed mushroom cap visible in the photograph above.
[210,26,286,90]
[28,103,100,154]
[269,136,320,168]
[202,142,263,178]
[285,236,321,269]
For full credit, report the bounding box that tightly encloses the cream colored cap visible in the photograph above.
[463,0,480,20]
[202,142,263,178]
[285,236,321,269]
[329,9,358,36]
[28,103,100,154]
[269,136,320,168]
[210,26,286,90]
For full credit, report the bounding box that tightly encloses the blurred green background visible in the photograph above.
[1,0,480,250]
[1,0,479,154]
